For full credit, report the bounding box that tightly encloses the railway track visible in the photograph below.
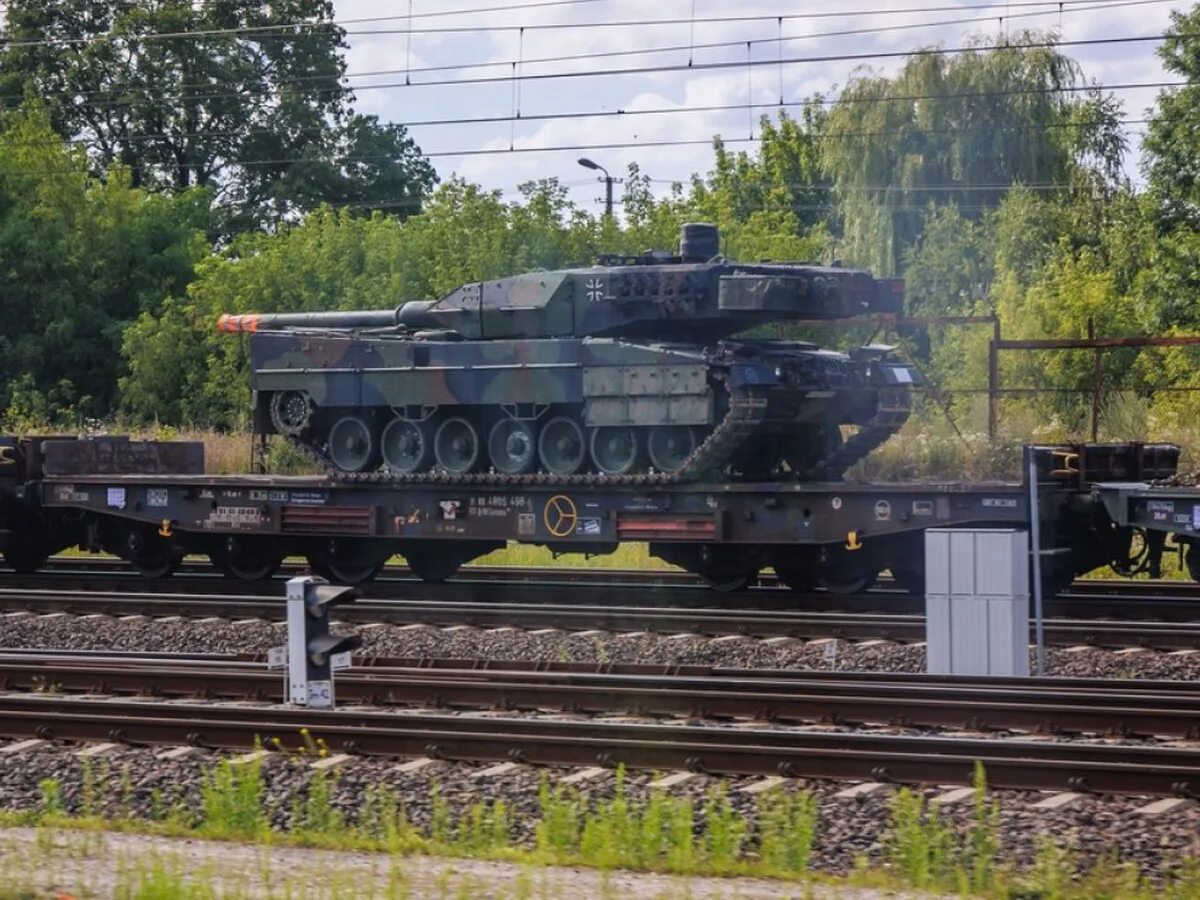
[5,650,1200,738]
[2,586,1200,647]
[1,650,1199,797]
[6,557,1200,621]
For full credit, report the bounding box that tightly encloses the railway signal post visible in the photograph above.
[284,576,363,709]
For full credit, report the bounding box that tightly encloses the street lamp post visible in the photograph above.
[577,157,613,219]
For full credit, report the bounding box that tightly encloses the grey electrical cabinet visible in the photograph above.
[925,529,1030,676]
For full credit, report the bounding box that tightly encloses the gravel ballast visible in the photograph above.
[1,612,1199,885]
[0,740,1194,883]
[2,610,1200,679]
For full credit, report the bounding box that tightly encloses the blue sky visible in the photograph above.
[333,0,1182,212]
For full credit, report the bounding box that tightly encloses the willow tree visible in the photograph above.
[822,32,1125,273]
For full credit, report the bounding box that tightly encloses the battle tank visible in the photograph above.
[219,224,918,483]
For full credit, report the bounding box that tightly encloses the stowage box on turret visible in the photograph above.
[219,224,919,482]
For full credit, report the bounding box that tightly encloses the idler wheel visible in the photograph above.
[270,390,313,436]
[537,417,586,475]
[382,418,432,474]
[647,425,696,473]
[434,417,481,474]
[328,415,378,472]
[487,419,537,475]
[589,426,639,475]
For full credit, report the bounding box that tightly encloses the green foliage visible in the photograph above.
[756,790,818,874]
[198,757,269,839]
[824,31,1124,272]
[0,106,207,424]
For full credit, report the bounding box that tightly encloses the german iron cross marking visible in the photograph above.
[585,278,605,302]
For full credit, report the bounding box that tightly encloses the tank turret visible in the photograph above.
[222,224,919,483]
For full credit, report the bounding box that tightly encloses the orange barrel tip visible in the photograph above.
[217,314,260,333]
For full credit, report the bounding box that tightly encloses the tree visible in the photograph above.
[0,106,208,423]
[0,0,436,227]
[823,32,1126,272]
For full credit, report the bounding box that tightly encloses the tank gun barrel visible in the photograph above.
[217,309,399,333]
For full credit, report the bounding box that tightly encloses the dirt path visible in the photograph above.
[0,827,939,899]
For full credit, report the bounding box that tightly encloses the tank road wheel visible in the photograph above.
[434,418,481,474]
[308,541,387,585]
[647,425,696,473]
[210,541,284,582]
[487,419,537,475]
[382,418,432,474]
[538,417,586,476]
[328,415,378,473]
[590,426,639,475]
[270,391,312,436]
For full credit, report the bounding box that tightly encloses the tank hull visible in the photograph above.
[249,333,913,480]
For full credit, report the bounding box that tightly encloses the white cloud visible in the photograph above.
[332,0,1181,206]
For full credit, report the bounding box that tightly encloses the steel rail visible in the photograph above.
[4,653,1200,738]
[0,692,1196,796]
[2,587,1200,646]
[7,561,1200,620]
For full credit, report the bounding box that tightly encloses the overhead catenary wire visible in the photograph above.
[6,81,1168,150]
[0,118,1151,177]
[11,0,1172,107]
[0,0,1158,46]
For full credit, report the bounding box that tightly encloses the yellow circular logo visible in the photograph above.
[543,494,578,538]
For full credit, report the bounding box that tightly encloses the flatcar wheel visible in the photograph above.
[890,567,926,596]
[308,543,387,585]
[123,529,181,578]
[774,562,816,592]
[538,417,586,475]
[1186,543,1200,582]
[404,550,460,583]
[382,418,432,473]
[328,415,378,472]
[434,417,481,474]
[647,425,696,473]
[3,533,48,574]
[817,570,877,595]
[589,426,639,475]
[487,419,537,474]
[130,554,183,579]
[210,545,284,582]
[701,572,752,593]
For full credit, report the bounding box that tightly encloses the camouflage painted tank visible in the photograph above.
[219,224,918,483]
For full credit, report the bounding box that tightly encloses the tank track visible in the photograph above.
[287,384,910,488]
[288,384,771,487]
[807,387,912,479]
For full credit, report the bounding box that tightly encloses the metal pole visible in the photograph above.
[1028,450,1045,676]
[604,176,613,219]
[1089,317,1101,442]
[987,330,999,441]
